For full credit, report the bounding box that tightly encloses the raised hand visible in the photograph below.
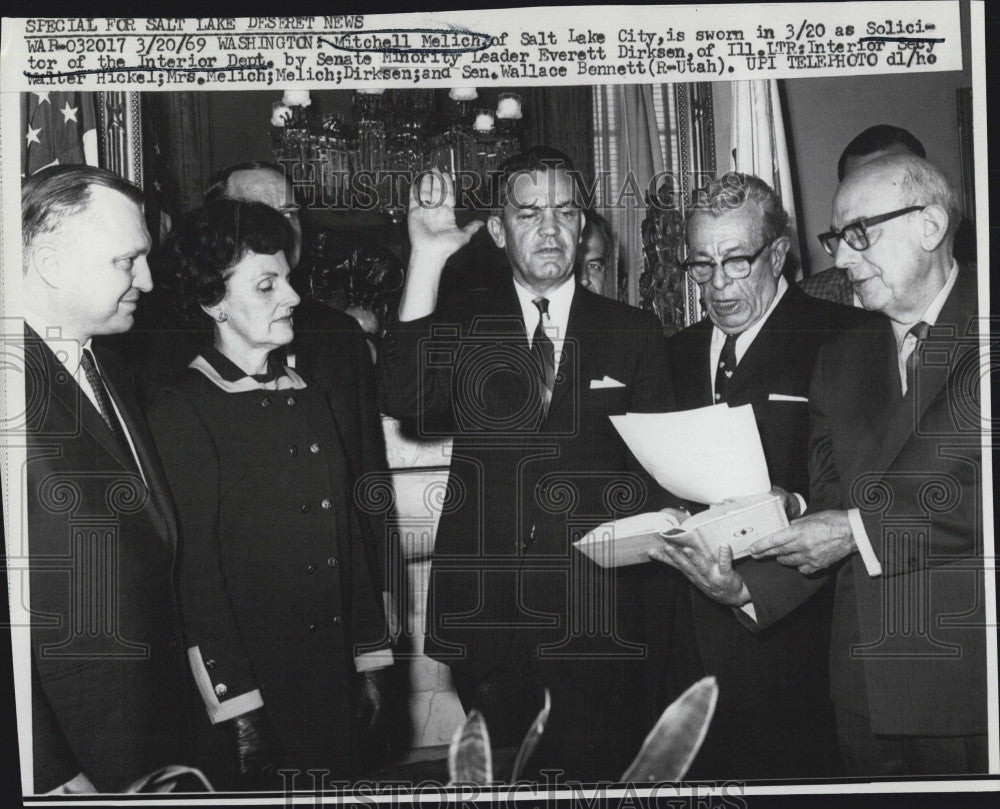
[408,170,483,262]
[398,170,484,321]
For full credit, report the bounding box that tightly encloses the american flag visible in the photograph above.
[21,91,98,175]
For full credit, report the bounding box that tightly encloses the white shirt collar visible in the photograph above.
[710,275,789,366]
[512,274,576,353]
[24,312,88,375]
[890,260,959,347]
[24,314,147,482]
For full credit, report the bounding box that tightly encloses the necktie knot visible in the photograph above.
[722,332,739,358]
[533,297,550,318]
[909,321,930,342]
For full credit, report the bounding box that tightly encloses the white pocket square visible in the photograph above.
[768,393,808,402]
[590,376,626,389]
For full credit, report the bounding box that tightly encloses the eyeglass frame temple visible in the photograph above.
[817,205,925,256]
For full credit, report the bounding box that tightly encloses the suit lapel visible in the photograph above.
[840,321,899,475]
[548,286,600,419]
[726,286,803,399]
[95,344,177,547]
[670,320,713,409]
[24,327,136,473]
[861,269,978,477]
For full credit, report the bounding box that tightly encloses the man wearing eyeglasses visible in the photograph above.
[741,155,986,775]
[648,172,866,779]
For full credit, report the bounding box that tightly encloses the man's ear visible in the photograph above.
[486,215,505,249]
[28,238,66,289]
[917,205,950,252]
[768,235,791,278]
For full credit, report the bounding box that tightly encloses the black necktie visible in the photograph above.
[714,333,739,404]
[80,348,138,472]
[904,320,930,397]
[531,297,556,417]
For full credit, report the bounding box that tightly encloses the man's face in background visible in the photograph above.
[225,167,302,267]
[578,224,609,296]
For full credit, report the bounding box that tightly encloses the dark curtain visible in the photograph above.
[521,86,595,190]
[141,92,212,247]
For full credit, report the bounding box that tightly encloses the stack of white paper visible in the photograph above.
[609,404,771,505]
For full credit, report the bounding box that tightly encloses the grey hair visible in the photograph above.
[686,172,789,243]
[893,156,961,237]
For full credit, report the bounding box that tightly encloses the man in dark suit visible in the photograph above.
[726,155,986,775]
[378,148,674,780]
[650,172,863,778]
[18,166,191,792]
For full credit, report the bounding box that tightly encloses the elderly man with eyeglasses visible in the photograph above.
[647,171,866,779]
[669,156,987,777]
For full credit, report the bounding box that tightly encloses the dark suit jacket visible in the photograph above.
[22,326,190,792]
[378,280,674,693]
[286,298,395,604]
[742,268,987,736]
[664,284,866,718]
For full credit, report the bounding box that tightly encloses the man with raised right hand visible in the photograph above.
[378,148,675,780]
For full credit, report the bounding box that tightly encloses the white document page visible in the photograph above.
[610,404,771,505]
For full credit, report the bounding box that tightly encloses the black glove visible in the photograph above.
[229,708,282,787]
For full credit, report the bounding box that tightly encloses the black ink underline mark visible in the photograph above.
[22,63,271,80]
[25,31,355,38]
[319,27,492,56]
[858,36,946,45]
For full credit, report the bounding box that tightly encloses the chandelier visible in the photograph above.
[272,88,524,223]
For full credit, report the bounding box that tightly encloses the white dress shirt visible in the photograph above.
[24,317,146,483]
[892,260,959,396]
[709,276,789,391]
[512,274,576,372]
[847,260,960,578]
[704,278,807,517]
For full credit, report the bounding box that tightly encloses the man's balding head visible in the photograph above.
[837,125,926,181]
[204,162,302,266]
[830,155,957,322]
[21,165,153,342]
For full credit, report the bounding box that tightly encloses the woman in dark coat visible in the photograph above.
[147,201,391,790]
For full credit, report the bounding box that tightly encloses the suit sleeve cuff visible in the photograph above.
[847,508,882,577]
[793,492,808,518]
[738,601,758,623]
[188,646,264,724]
[355,649,394,672]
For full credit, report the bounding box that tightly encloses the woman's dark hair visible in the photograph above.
[163,200,295,327]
